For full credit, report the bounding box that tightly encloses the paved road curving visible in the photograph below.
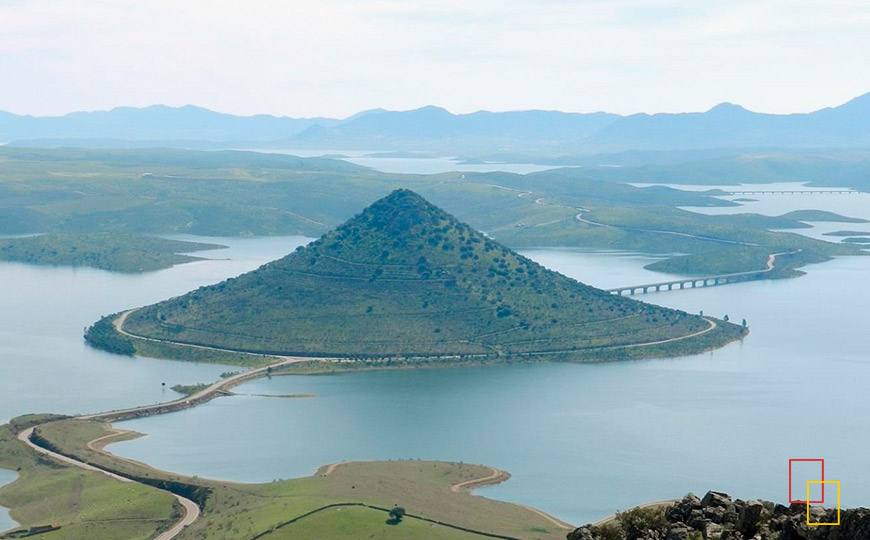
[83,311,328,422]
[18,426,200,540]
[22,313,315,540]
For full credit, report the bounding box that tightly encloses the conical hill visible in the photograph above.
[121,189,742,360]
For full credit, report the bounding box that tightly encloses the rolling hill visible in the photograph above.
[109,190,744,362]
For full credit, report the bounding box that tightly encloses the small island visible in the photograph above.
[823,230,870,237]
[0,233,226,273]
[85,190,746,367]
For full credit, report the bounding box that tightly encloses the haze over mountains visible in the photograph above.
[3,93,869,154]
[0,105,340,145]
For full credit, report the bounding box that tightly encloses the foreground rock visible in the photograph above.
[568,491,870,540]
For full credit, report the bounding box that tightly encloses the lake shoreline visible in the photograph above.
[0,470,20,534]
[3,417,572,540]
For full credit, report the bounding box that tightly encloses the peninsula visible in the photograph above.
[0,233,225,273]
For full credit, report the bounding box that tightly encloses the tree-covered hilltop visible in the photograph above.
[109,190,744,362]
[0,233,225,272]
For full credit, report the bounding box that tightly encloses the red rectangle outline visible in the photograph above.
[789,459,824,504]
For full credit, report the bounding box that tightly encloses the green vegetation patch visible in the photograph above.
[0,233,225,273]
[170,384,209,397]
[114,190,742,362]
[822,230,870,237]
[0,422,177,540]
[253,505,491,540]
[777,210,868,223]
[0,147,860,280]
[27,419,568,540]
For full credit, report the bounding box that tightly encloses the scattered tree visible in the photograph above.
[387,506,406,524]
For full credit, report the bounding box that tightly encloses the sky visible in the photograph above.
[1,0,869,118]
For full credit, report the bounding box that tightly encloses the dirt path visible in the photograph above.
[449,466,574,531]
[450,466,508,493]
[320,462,344,476]
[113,310,292,360]
[86,427,138,452]
[18,427,200,540]
[573,210,758,247]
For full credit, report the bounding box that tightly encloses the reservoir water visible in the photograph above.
[247,148,560,175]
[0,235,310,424]
[2,185,869,528]
[109,248,870,525]
[0,235,310,532]
[0,471,15,532]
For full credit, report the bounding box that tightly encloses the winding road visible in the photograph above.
[15,266,728,539]
[17,426,200,540]
[20,320,316,540]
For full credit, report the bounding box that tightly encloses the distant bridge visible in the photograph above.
[607,250,798,296]
[607,270,767,295]
[725,190,860,195]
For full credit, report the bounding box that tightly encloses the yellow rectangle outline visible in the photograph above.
[806,481,840,526]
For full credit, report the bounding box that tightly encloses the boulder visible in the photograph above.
[702,491,733,509]
[566,525,596,540]
[737,500,765,536]
[834,507,870,540]
[702,521,724,539]
[666,523,689,540]
[703,504,727,523]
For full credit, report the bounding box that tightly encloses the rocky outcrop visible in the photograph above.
[567,491,870,540]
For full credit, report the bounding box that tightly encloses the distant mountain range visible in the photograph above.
[0,105,339,143]
[3,93,869,153]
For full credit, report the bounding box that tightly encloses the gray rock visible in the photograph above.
[702,491,732,508]
[666,523,689,540]
[737,500,765,536]
[566,525,596,540]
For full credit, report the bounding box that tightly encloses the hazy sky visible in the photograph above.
[2,0,869,118]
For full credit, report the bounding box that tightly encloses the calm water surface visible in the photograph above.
[111,248,870,524]
[247,148,560,175]
[0,471,15,532]
[3,185,869,528]
[0,235,312,531]
[633,182,870,241]
[0,235,310,424]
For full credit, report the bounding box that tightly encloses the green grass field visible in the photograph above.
[1,418,570,540]
[0,418,178,540]
[255,506,490,540]
[1,146,859,280]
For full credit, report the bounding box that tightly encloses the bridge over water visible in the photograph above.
[725,189,861,195]
[607,269,768,295]
[607,250,798,296]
